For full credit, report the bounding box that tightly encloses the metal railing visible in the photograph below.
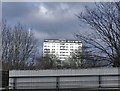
[9,74,120,90]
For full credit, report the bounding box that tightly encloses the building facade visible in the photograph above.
[43,39,82,60]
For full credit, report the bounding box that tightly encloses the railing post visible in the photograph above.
[13,78,16,90]
[118,68,120,89]
[118,67,120,89]
[56,76,60,91]
[116,74,120,89]
[98,75,102,89]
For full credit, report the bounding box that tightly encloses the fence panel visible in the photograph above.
[9,75,120,90]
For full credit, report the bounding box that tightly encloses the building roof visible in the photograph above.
[44,39,82,43]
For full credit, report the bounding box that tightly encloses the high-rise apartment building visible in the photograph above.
[43,39,82,60]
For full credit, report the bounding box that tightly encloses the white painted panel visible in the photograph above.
[101,76,119,87]
[9,68,119,77]
[60,76,98,81]
[16,77,56,82]
[9,78,14,89]
[60,76,99,88]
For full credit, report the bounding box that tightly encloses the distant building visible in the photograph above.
[43,39,82,61]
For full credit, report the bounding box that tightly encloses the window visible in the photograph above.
[44,51,50,53]
[70,49,73,51]
[60,52,65,53]
[60,49,65,50]
[66,46,68,48]
[78,43,81,45]
[44,45,47,47]
[44,49,50,52]
[52,51,55,53]
[60,54,65,56]
[60,43,65,45]
[44,49,50,50]
[75,49,78,51]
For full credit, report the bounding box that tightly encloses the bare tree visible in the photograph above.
[2,21,38,70]
[63,47,98,69]
[36,54,54,69]
[36,54,61,69]
[63,53,81,69]
[77,2,120,67]
[80,46,108,68]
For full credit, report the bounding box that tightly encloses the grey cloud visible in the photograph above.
[2,2,95,54]
[3,2,32,18]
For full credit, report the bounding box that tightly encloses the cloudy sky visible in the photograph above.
[2,2,95,53]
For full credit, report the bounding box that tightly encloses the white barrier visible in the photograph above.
[9,68,120,89]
